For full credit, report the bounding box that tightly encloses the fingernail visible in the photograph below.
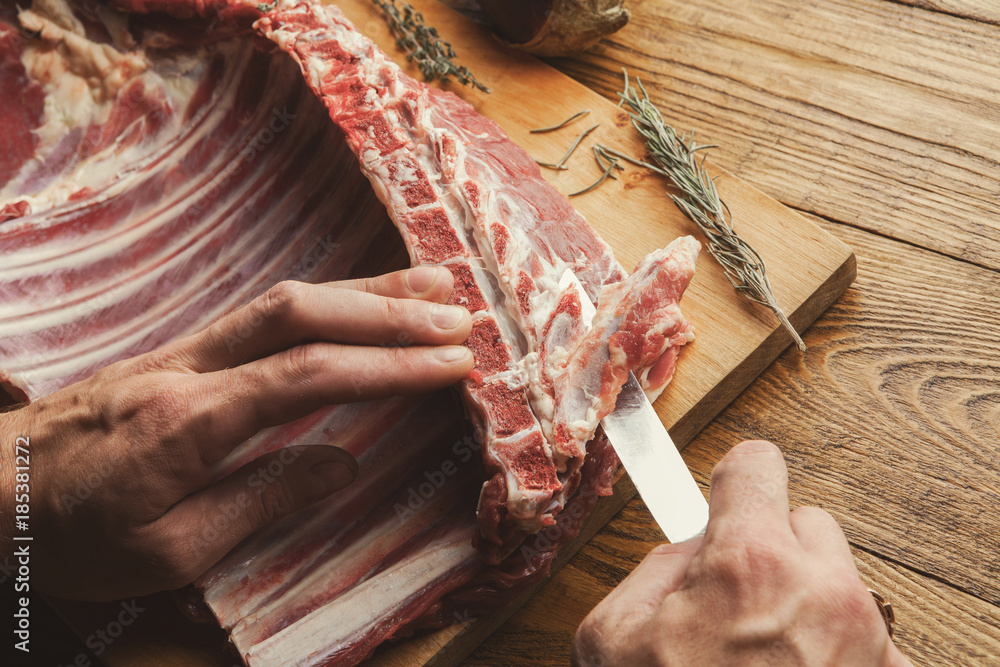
[406,266,440,293]
[436,345,471,363]
[431,303,465,329]
[310,461,356,498]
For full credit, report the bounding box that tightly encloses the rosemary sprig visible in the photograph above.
[612,70,806,351]
[371,0,490,93]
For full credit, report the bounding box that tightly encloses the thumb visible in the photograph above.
[160,444,357,583]
[585,535,703,629]
[608,536,704,612]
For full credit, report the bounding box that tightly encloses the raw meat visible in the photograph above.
[247,0,699,551]
[0,0,698,664]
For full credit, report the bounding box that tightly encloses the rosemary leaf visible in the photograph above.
[570,156,619,197]
[530,109,591,134]
[594,145,624,179]
[612,69,806,351]
[537,123,599,171]
[371,0,490,93]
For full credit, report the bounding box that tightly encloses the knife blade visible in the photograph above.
[600,373,709,543]
[558,268,709,543]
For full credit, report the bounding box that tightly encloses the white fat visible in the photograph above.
[244,532,477,667]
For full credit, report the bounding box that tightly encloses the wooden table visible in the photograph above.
[462,0,1000,665]
[32,1,999,666]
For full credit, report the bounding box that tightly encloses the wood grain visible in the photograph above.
[549,0,1000,270]
[470,215,1000,665]
[49,1,857,665]
[678,214,1000,606]
[40,0,1000,665]
[467,500,1000,666]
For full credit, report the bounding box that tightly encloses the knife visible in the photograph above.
[601,373,710,543]
[560,269,709,543]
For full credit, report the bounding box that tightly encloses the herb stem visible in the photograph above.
[570,156,619,196]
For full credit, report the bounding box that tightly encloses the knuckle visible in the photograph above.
[104,376,191,435]
[380,294,406,324]
[821,575,876,622]
[572,615,605,665]
[694,540,750,584]
[573,607,649,667]
[139,380,191,428]
[381,346,419,388]
[284,343,329,386]
[792,505,837,527]
[261,280,306,322]
[694,534,788,592]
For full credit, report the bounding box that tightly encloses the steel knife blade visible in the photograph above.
[600,373,709,543]
[558,268,708,543]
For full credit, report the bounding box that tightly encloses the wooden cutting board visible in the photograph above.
[50,1,855,665]
[338,1,855,665]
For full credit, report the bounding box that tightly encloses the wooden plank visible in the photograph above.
[470,211,1000,664]
[550,0,1000,270]
[334,0,856,481]
[670,213,1000,608]
[465,499,1000,666]
[52,1,855,665]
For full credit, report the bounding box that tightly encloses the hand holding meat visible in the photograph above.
[572,440,913,666]
[0,268,473,601]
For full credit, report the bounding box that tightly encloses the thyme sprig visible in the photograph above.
[371,0,489,93]
[612,70,805,351]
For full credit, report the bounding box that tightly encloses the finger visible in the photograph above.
[151,445,357,587]
[591,537,703,622]
[790,506,857,567]
[328,266,454,303]
[706,440,792,539]
[192,342,474,461]
[167,278,470,372]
